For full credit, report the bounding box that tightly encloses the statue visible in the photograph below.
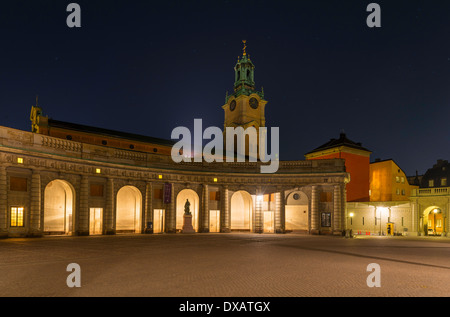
[184,199,191,215]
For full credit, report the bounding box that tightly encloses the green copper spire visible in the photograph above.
[225,41,265,103]
[233,40,256,95]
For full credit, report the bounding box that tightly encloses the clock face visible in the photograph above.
[249,97,259,109]
[230,100,236,111]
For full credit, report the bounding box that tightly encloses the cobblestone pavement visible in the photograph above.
[0,233,449,297]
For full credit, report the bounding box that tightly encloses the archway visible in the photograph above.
[231,190,253,231]
[423,206,444,236]
[116,186,142,233]
[285,190,309,232]
[176,189,199,232]
[44,179,75,235]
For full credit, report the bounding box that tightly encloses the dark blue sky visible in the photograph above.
[1,0,450,176]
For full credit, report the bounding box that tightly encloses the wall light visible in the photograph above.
[158,174,163,179]
[95,168,101,174]
[17,158,23,164]
[213,178,218,183]
[256,195,264,202]
[349,213,354,217]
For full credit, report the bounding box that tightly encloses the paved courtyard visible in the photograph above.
[0,233,449,297]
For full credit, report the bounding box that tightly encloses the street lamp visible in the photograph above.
[433,208,440,236]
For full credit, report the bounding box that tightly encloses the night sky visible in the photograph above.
[1,0,450,176]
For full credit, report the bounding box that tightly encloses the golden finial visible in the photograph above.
[242,40,247,56]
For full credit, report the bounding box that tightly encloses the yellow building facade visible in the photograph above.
[370,159,418,202]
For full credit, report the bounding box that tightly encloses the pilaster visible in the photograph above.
[275,189,285,233]
[78,175,89,236]
[254,188,263,233]
[29,169,42,237]
[0,166,7,238]
[105,178,115,235]
[310,185,319,234]
[200,184,209,233]
[333,184,343,235]
[144,181,153,233]
[220,185,230,233]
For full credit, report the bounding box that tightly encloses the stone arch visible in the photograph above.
[285,190,309,232]
[176,189,200,232]
[423,205,444,236]
[230,190,253,231]
[43,179,76,235]
[116,185,143,233]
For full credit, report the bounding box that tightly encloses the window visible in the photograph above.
[362,217,365,226]
[10,177,27,192]
[401,189,405,195]
[396,188,400,195]
[429,179,434,187]
[396,176,400,183]
[441,178,447,186]
[90,184,104,197]
[437,219,442,228]
[10,207,24,227]
[401,177,405,183]
[402,217,404,226]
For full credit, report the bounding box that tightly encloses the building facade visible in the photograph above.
[0,45,350,238]
[305,132,371,202]
[410,159,450,236]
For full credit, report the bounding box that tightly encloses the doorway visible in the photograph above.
[209,210,220,233]
[89,208,103,235]
[153,209,165,233]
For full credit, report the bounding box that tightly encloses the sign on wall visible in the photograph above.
[163,183,172,204]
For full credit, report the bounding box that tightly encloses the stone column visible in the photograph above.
[166,183,176,233]
[220,185,230,233]
[333,185,342,235]
[144,181,153,233]
[78,175,89,236]
[442,199,450,237]
[310,185,319,234]
[418,204,424,235]
[275,189,285,233]
[201,184,209,233]
[0,166,7,238]
[341,185,347,230]
[105,178,114,235]
[29,170,42,237]
[410,200,416,235]
[254,188,263,233]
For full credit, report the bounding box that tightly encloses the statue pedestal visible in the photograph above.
[182,214,195,233]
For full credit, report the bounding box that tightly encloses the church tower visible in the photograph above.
[222,41,268,158]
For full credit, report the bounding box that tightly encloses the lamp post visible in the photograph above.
[433,208,439,236]
[349,212,354,227]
